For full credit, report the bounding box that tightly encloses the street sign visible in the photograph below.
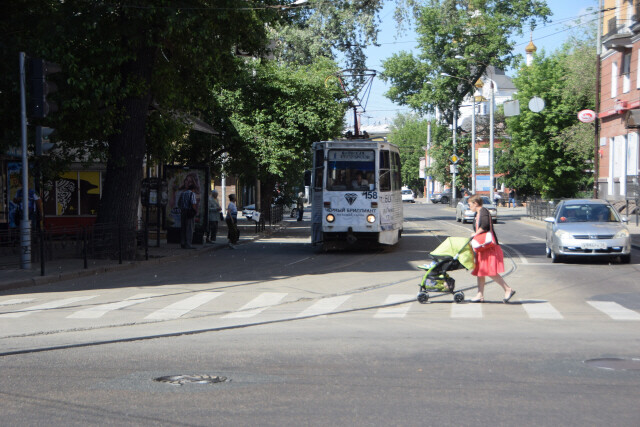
[578,109,596,123]
[450,164,458,174]
[450,154,460,164]
[529,96,545,113]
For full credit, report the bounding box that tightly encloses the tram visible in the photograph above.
[310,139,403,248]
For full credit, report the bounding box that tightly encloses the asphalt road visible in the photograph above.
[1,203,639,426]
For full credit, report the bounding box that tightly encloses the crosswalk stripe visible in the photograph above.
[451,302,483,318]
[0,296,98,318]
[0,298,36,306]
[67,293,158,319]
[145,292,223,320]
[587,301,640,321]
[374,294,413,318]
[295,295,351,318]
[222,292,287,319]
[521,300,563,319]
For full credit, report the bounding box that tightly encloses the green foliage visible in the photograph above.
[381,0,550,122]
[215,58,347,184]
[388,114,429,190]
[501,33,596,198]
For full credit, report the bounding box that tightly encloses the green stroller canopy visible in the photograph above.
[430,237,475,270]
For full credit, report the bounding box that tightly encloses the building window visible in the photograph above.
[622,52,631,93]
[43,171,102,216]
[611,61,618,98]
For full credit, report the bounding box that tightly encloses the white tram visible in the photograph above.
[311,139,404,248]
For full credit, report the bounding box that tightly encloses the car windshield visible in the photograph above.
[402,190,412,195]
[557,204,618,223]
[463,196,492,206]
[326,150,375,191]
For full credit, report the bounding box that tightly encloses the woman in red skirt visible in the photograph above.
[468,194,516,303]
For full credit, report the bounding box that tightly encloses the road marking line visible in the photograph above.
[144,292,223,320]
[296,295,351,318]
[374,294,413,318]
[521,299,563,319]
[451,303,482,318]
[67,293,158,319]
[587,301,640,321]
[501,244,528,264]
[223,292,287,318]
[285,257,311,266]
[0,296,98,318]
[0,298,36,306]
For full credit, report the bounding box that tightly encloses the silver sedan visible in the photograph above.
[544,199,631,264]
[455,196,498,224]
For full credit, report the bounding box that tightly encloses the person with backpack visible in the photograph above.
[179,182,197,249]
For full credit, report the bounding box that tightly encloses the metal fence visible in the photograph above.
[0,223,144,273]
[526,197,561,220]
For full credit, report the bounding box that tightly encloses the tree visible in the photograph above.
[389,114,429,191]
[500,29,597,198]
[380,0,551,122]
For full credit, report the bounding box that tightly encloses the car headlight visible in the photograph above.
[326,214,335,223]
[555,229,572,241]
[614,229,630,238]
[366,214,376,223]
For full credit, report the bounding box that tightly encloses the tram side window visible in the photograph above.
[391,152,402,191]
[379,150,391,192]
[313,150,324,191]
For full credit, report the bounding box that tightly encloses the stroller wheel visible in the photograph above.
[454,292,465,303]
[417,292,429,304]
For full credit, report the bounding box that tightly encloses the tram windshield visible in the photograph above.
[326,150,375,191]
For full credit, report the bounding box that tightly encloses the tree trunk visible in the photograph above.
[96,47,155,259]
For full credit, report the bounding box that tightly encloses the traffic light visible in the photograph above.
[28,58,61,119]
[35,126,55,155]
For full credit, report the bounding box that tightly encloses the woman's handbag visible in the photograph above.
[470,210,497,252]
[471,231,496,252]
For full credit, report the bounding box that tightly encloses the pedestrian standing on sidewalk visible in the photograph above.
[226,194,239,248]
[296,192,306,221]
[207,190,221,243]
[467,194,516,303]
[508,189,516,208]
[179,182,197,249]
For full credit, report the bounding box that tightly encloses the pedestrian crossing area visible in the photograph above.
[1,291,640,324]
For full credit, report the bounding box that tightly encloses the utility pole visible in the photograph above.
[594,0,603,199]
[19,52,31,269]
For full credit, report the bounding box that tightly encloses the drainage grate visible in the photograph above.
[154,374,228,386]
[584,358,640,371]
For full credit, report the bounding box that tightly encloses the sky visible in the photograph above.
[349,0,600,129]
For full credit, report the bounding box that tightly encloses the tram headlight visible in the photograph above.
[366,214,376,223]
[326,214,335,223]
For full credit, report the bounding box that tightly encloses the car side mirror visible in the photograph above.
[620,215,629,223]
[544,217,555,223]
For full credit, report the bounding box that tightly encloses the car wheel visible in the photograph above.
[551,250,563,264]
[441,196,448,204]
[620,254,631,264]
[545,244,551,258]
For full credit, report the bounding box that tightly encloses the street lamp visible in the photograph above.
[440,72,482,195]
[452,57,497,201]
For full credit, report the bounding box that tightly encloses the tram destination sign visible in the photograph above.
[328,150,375,162]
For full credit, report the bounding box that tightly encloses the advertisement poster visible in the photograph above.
[164,167,207,229]
[7,162,35,228]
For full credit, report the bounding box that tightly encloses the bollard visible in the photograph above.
[83,227,88,269]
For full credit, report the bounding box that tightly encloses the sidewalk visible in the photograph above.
[0,216,291,292]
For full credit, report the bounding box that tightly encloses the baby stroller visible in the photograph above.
[417,236,475,304]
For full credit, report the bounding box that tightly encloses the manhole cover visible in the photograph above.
[154,374,228,386]
[584,358,640,371]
